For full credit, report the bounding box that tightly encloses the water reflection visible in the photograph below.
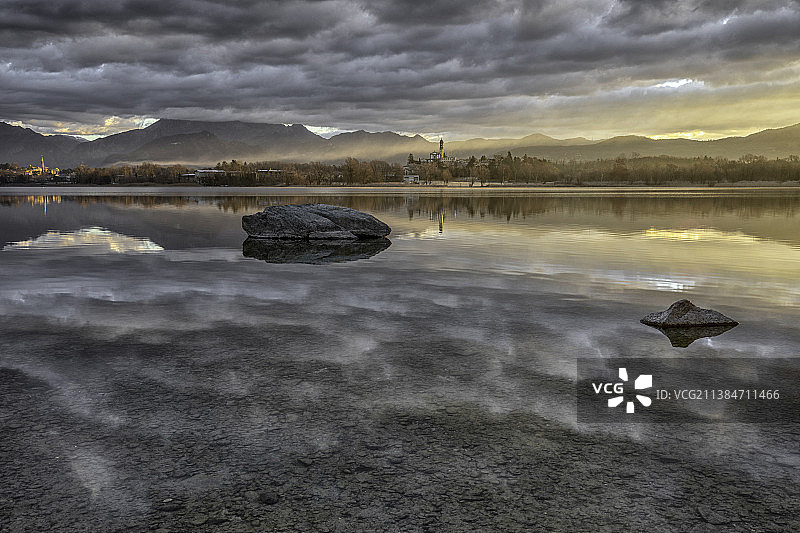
[643,228,761,244]
[1,188,800,531]
[4,189,800,238]
[3,227,164,254]
[242,237,391,264]
[3,189,800,299]
[645,324,739,347]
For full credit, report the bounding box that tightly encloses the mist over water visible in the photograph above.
[2,187,800,531]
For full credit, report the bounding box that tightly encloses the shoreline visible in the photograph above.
[3,183,800,197]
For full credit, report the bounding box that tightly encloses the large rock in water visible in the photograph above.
[641,299,738,327]
[242,203,390,240]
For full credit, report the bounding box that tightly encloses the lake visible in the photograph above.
[2,186,799,532]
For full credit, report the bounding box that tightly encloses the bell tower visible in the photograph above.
[439,138,444,157]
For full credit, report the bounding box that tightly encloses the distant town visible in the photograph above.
[3,137,800,187]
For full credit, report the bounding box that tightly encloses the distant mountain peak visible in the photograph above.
[3,119,800,167]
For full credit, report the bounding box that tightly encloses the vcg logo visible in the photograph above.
[591,367,653,414]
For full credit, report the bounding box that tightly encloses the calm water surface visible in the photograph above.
[1,187,799,531]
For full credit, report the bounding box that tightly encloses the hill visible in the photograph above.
[512,126,800,161]
[71,119,327,166]
[324,131,433,161]
[448,133,592,156]
[0,123,84,167]
[108,131,259,166]
[3,119,800,168]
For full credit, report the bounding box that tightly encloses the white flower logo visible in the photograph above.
[608,368,652,413]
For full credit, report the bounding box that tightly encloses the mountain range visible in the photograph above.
[3,119,800,168]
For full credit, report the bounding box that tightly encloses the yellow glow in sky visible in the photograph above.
[649,131,712,140]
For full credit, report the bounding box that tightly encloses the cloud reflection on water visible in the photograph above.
[645,324,739,348]
[4,227,164,254]
[643,227,761,244]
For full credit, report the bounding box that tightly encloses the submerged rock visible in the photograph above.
[242,203,391,240]
[242,237,391,264]
[641,299,738,327]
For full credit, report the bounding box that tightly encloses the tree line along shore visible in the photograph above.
[3,153,800,186]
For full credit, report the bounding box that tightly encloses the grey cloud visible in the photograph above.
[0,0,322,40]
[515,0,605,41]
[363,0,510,26]
[605,0,723,35]
[1,0,799,139]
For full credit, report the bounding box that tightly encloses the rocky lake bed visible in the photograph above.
[4,324,799,532]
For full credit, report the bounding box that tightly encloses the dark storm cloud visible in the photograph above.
[0,0,335,43]
[1,0,800,139]
[366,0,505,25]
[606,0,797,34]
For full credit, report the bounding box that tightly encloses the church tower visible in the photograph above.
[439,138,444,157]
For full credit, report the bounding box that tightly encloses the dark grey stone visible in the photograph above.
[697,505,736,525]
[302,203,392,239]
[640,299,739,327]
[258,491,280,505]
[242,203,391,240]
[154,500,184,512]
[188,513,208,526]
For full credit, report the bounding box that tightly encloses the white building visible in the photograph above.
[423,139,457,164]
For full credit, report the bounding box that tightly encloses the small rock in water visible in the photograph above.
[697,505,736,525]
[188,513,208,526]
[258,491,280,505]
[640,299,738,327]
[154,499,184,512]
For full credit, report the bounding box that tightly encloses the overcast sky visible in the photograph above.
[2,0,800,140]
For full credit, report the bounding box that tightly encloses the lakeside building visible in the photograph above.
[24,156,60,177]
[256,169,282,183]
[424,139,457,164]
[404,138,460,180]
[195,169,226,185]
